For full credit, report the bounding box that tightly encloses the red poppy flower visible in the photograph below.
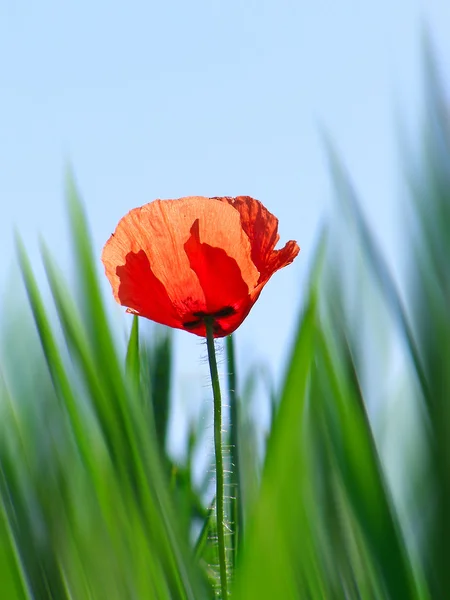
[102,196,299,337]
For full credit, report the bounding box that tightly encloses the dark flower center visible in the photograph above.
[183,306,236,330]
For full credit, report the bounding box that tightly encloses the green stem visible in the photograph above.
[205,319,228,600]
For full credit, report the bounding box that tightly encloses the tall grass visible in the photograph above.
[1,47,449,599]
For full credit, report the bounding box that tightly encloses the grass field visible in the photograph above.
[0,48,449,599]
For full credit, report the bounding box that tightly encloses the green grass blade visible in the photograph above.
[405,45,450,597]
[323,142,430,402]
[126,315,140,388]
[316,327,418,599]
[15,236,93,471]
[234,289,327,600]
[147,331,172,452]
[0,502,29,600]
[194,497,216,561]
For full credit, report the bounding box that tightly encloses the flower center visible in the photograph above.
[183,306,236,331]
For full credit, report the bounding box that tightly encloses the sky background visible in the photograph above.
[1,1,449,453]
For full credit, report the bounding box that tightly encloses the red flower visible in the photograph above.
[102,196,299,337]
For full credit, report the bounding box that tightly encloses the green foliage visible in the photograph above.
[1,45,449,599]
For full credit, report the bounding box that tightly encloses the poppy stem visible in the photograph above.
[205,319,229,600]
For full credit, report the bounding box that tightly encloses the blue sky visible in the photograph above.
[1,1,449,448]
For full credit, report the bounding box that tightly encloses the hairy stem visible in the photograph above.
[205,319,228,600]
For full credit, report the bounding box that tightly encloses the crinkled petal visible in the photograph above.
[217,196,300,284]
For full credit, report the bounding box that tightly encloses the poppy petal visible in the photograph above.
[216,196,300,283]
[184,219,250,314]
[115,249,181,328]
[264,239,300,281]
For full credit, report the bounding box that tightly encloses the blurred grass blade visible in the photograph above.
[234,288,325,600]
[0,375,30,600]
[194,497,216,561]
[15,236,93,469]
[323,141,429,402]
[317,327,418,599]
[40,241,128,469]
[66,173,123,379]
[126,315,140,388]
[0,374,71,599]
[148,331,172,452]
[0,502,29,600]
[407,45,450,598]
